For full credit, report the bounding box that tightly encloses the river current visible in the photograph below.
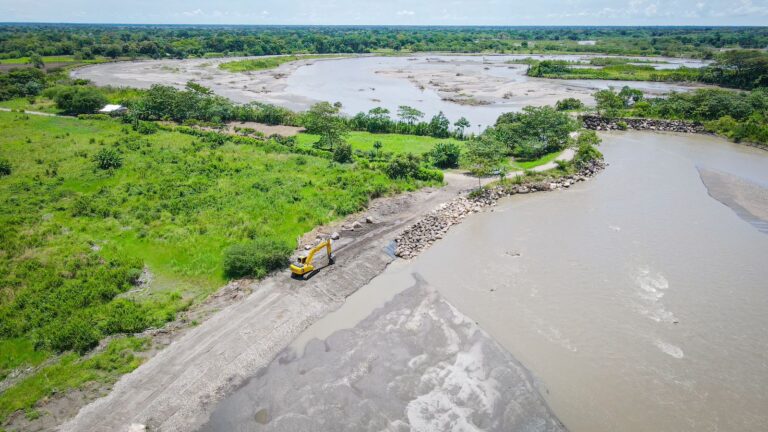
[206,131,768,432]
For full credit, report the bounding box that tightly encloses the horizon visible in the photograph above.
[2,0,767,26]
[1,22,767,28]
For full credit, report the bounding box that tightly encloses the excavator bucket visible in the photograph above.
[291,239,333,277]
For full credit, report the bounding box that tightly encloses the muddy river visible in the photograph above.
[73,54,708,128]
[204,132,768,432]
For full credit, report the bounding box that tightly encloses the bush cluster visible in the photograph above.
[0,158,11,177]
[93,147,123,170]
[223,238,292,279]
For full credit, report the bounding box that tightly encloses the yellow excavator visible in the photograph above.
[291,239,334,277]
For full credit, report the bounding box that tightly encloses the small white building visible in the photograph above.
[98,104,127,115]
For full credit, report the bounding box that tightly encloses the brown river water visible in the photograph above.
[205,131,768,432]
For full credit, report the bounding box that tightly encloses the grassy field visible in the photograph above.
[0,97,62,114]
[531,62,701,82]
[0,112,428,423]
[219,54,345,72]
[0,55,111,65]
[511,149,564,170]
[297,131,463,155]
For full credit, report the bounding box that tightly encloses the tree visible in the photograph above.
[27,53,44,69]
[593,89,625,118]
[428,111,451,138]
[373,140,383,157]
[303,102,348,151]
[53,86,108,115]
[573,130,603,169]
[186,81,214,95]
[397,105,424,124]
[493,106,577,158]
[366,107,391,133]
[454,117,470,137]
[429,142,461,169]
[464,136,507,189]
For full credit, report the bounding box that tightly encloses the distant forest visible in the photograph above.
[0,25,767,60]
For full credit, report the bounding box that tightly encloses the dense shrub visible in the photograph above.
[555,97,585,111]
[134,120,159,135]
[223,238,292,279]
[0,68,47,101]
[493,106,577,159]
[332,142,353,163]
[573,130,604,169]
[0,158,11,177]
[50,86,108,115]
[383,154,442,182]
[428,142,461,168]
[93,148,123,170]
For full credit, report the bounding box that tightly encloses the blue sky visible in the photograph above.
[1,0,767,25]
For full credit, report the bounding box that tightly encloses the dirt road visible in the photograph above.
[60,173,477,432]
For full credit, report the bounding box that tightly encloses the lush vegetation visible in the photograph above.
[0,111,443,422]
[219,54,342,72]
[1,25,767,60]
[491,106,579,159]
[461,105,579,184]
[528,50,768,91]
[0,337,149,422]
[593,86,768,145]
[529,59,701,83]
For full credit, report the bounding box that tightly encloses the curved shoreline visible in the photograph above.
[57,143,595,431]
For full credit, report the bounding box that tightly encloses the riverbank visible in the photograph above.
[396,159,605,259]
[56,173,475,432]
[56,144,593,431]
[581,115,705,133]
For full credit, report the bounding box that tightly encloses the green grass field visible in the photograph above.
[0,55,111,65]
[297,131,463,155]
[219,54,345,72]
[0,112,430,422]
[533,63,701,82]
[0,97,62,114]
[511,149,564,170]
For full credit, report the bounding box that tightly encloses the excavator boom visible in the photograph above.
[291,239,333,277]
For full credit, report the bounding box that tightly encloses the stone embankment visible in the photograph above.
[582,115,705,133]
[395,160,605,259]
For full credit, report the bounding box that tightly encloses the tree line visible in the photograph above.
[528,50,768,91]
[593,86,768,145]
[1,25,767,61]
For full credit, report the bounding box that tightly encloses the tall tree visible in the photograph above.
[397,105,424,124]
[464,136,507,189]
[304,102,348,151]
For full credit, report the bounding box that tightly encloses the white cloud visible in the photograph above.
[396,9,415,16]
[181,8,203,17]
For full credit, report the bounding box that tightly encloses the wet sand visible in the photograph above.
[201,281,565,432]
[698,167,768,234]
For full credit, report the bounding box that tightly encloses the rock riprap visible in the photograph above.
[395,160,605,259]
[581,115,706,133]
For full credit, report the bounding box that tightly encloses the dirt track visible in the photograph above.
[60,173,477,432]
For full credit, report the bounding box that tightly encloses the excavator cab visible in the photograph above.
[291,239,333,278]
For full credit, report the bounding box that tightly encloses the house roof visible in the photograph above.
[98,104,126,113]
